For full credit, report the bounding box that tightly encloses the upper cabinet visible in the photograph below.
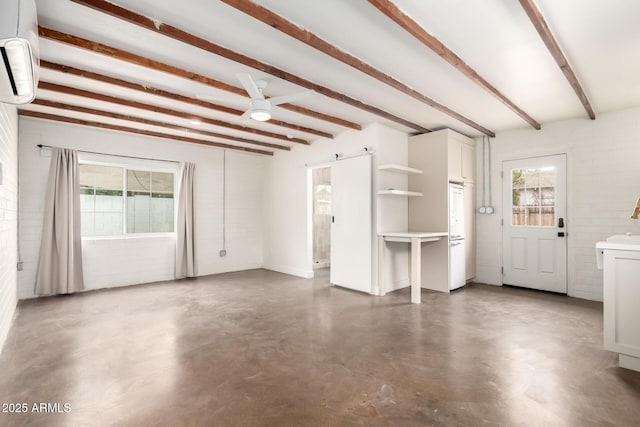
[408,129,476,232]
[448,133,476,183]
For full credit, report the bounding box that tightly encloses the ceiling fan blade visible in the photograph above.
[237,73,264,100]
[239,109,252,120]
[272,105,303,120]
[269,90,315,106]
[196,94,222,102]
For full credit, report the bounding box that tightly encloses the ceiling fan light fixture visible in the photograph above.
[250,109,271,121]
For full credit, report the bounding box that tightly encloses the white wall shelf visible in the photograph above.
[378,164,422,175]
[378,189,423,197]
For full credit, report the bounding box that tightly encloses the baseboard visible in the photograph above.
[262,264,314,279]
[569,288,603,302]
[19,264,266,300]
[385,278,410,293]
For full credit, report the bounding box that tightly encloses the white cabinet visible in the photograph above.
[462,142,475,182]
[597,235,640,372]
[447,134,475,183]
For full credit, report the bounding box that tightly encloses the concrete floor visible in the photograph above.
[0,269,639,426]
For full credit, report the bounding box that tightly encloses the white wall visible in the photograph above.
[0,103,18,352]
[263,122,410,292]
[18,118,265,298]
[475,106,640,301]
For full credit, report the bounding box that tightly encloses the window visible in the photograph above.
[79,163,175,237]
[511,166,556,227]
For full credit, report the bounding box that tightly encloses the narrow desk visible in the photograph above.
[377,231,449,304]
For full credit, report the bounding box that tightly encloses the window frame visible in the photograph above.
[78,154,179,240]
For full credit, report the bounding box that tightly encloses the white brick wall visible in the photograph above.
[475,106,640,301]
[19,118,265,298]
[0,103,18,353]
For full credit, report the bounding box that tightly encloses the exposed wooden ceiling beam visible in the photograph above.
[38,81,310,145]
[220,0,494,137]
[38,28,355,134]
[367,0,541,130]
[31,98,290,151]
[19,110,273,156]
[518,0,595,120]
[65,1,431,133]
[40,61,331,140]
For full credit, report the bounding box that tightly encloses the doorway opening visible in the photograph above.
[312,167,331,270]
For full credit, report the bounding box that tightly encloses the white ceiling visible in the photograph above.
[22,0,640,154]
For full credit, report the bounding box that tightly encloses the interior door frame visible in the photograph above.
[306,162,333,277]
[501,152,569,293]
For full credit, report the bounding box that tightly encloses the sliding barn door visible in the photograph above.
[330,155,372,293]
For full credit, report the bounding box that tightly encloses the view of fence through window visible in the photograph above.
[511,166,556,227]
[79,164,174,236]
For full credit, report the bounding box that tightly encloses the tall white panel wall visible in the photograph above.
[0,103,18,353]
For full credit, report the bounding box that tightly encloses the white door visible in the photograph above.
[330,155,372,293]
[502,154,567,293]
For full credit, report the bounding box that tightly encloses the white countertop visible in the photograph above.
[596,234,640,252]
[595,234,640,269]
[378,231,449,238]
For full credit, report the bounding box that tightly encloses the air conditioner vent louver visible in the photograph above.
[0,0,39,105]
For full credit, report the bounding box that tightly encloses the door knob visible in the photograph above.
[558,217,564,228]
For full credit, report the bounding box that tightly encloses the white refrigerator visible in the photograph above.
[449,183,466,290]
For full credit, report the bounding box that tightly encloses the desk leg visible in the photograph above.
[411,237,421,304]
[377,236,386,296]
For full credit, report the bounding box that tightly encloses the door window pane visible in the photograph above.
[511,166,556,227]
[79,164,124,236]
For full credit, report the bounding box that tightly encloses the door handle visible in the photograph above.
[558,232,565,237]
[451,242,462,246]
[331,216,335,223]
[558,217,564,228]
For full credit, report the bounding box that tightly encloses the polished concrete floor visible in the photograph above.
[1,269,639,426]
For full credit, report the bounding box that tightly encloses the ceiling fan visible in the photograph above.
[235,73,314,122]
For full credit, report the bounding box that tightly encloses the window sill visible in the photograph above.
[82,233,176,241]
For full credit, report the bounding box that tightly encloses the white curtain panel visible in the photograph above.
[35,148,84,296]
[176,162,197,278]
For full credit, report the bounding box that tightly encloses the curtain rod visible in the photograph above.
[37,144,180,164]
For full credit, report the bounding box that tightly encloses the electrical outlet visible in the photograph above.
[16,261,24,271]
[219,249,227,257]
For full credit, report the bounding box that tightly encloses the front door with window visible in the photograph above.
[502,154,567,293]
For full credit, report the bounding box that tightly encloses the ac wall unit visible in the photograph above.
[0,0,39,105]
